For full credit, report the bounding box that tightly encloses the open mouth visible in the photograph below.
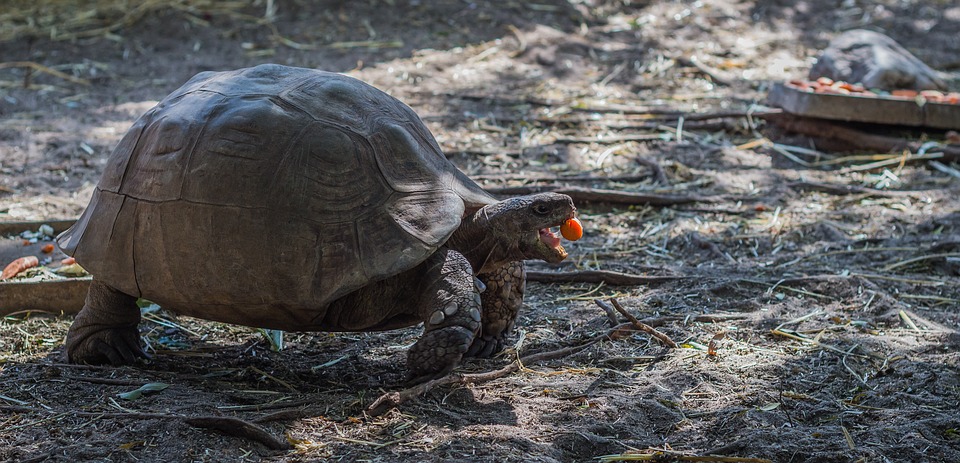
[537,227,568,262]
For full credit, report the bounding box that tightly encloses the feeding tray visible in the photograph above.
[767,80,960,130]
[1,219,89,316]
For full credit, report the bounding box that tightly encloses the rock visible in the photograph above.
[809,29,946,91]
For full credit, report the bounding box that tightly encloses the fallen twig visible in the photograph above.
[554,133,666,144]
[687,232,736,263]
[929,160,960,179]
[602,298,678,348]
[881,252,960,271]
[184,416,291,450]
[485,185,710,206]
[788,181,909,197]
[599,452,772,462]
[0,61,90,86]
[0,406,290,450]
[526,270,685,285]
[59,375,145,386]
[840,152,943,173]
[675,56,740,87]
[635,156,670,184]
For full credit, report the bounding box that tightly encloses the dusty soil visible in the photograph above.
[2,1,960,462]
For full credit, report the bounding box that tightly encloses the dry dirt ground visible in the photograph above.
[2,1,960,462]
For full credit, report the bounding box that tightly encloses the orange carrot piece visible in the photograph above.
[1,256,39,280]
[891,89,918,98]
[560,218,583,241]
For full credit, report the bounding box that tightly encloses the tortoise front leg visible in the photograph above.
[64,279,146,365]
[406,249,482,384]
[465,261,525,358]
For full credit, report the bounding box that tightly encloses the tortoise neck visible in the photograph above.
[446,203,513,273]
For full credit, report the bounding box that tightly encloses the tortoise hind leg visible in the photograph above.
[406,249,482,384]
[466,261,525,358]
[64,279,146,365]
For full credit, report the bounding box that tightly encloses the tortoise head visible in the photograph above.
[511,192,577,263]
[455,192,576,272]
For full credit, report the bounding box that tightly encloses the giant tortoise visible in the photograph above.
[57,64,578,383]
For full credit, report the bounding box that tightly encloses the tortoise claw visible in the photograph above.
[465,334,504,359]
[68,325,146,365]
[64,280,145,366]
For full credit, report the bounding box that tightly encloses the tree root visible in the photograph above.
[184,416,291,450]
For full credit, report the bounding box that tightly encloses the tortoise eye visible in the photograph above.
[533,204,550,215]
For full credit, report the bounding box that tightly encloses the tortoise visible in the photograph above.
[57,64,577,383]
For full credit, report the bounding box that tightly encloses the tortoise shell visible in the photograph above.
[57,64,496,329]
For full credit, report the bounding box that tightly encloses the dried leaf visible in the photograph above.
[117,382,169,401]
[53,263,87,277]
[260,329,285,351]
[707,331,726,356]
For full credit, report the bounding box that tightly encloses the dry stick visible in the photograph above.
[554,133,667,144]
[688,232,736,263]
[604,298,678,348]
[552,120,731,144]
[526,270,685,286]
[0,61,91,86]
[441,92,783,121]
[895,308,953,332]
[787,181,910,197]
[840,152,944,173]
[674,56,741,87]
[600,454,772,463]
[184,416,291,450]
[60,375,145,386]
[218,398,316,413]
[366,321,641,417]
[635,156,670,184]
[471,173,652,183]
[484,185,709,206]
[598,301,621,327]
[0,406,290,450]
[881,252,960,271]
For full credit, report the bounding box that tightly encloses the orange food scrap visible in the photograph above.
[560,217,583,241]
[41,243,55,253]
[891,89,918,98]
[1,256,39,280]
[61,256,76,265]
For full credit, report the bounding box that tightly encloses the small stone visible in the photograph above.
[469,307,482,322]
[429,310,445,325]
[443,302,459,315]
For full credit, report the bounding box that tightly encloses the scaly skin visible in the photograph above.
[64,279,146,365]
[466,261,525,358]
[405,248,482,384]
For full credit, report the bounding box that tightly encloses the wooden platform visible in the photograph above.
[767,83,960,130]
